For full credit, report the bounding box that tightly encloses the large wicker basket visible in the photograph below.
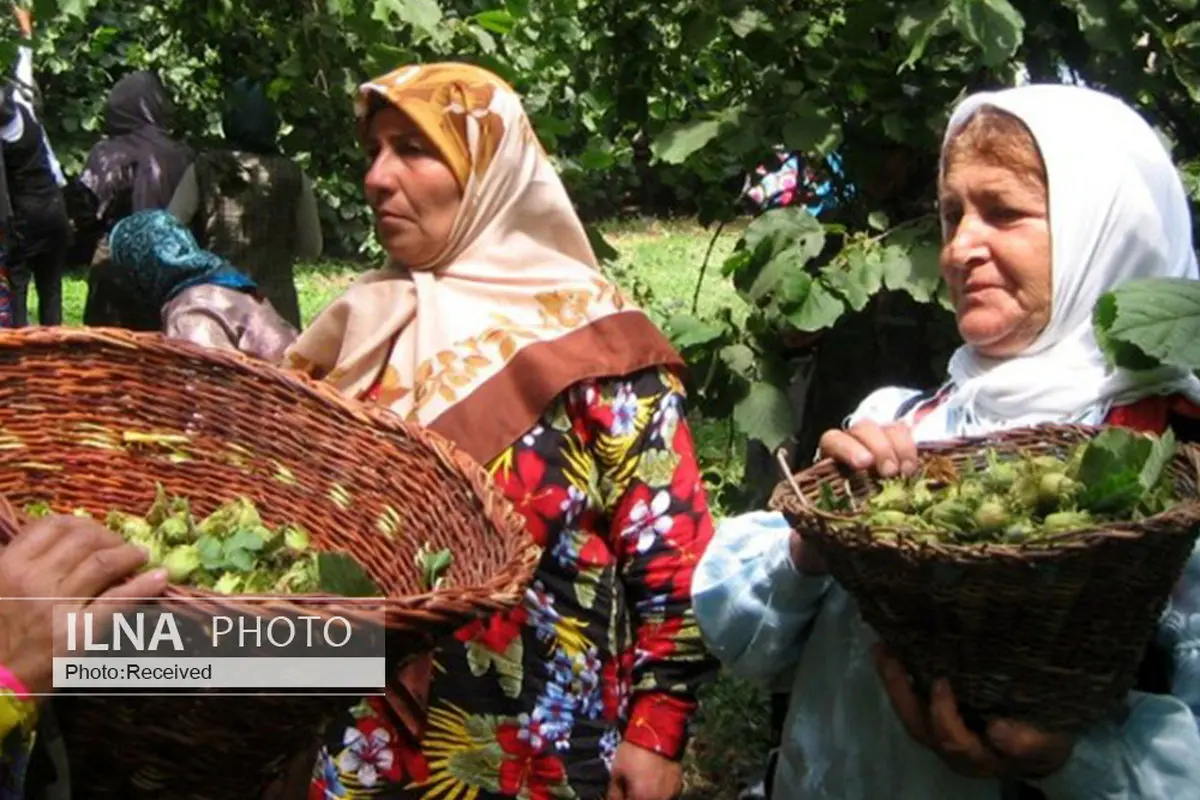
[0,327,539,798]
[770,424,1200,733]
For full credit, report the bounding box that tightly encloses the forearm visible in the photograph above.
[692,511,831,687]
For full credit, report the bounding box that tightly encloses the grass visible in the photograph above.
[27,217,772,799]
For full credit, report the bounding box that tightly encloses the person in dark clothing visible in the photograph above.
[168,78,321,328]
[0,85,69,327]
[78,70,193,327]
[0,5,69,328]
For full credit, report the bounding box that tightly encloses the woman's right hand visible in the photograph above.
[0,515,169,695]
[791,420,920,575]
[818,420,919,479]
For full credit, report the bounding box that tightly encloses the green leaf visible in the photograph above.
[473,9,516,34]
[733,382,795,451]
[1141,428,1177,492]
[579,147,615,170]
[227,530,265,552]
[868,211,890,232]
[729,8,773,38]
[1061,0,1123,51]
[1076,427,1171,515]
[372,0,443,35]
[651,118,723,164]
[898,2,953,69]
[720,344,757,380]
[952,0,1025,66]
[783,279,845,332]
[1092,293,1164,372]
[317,552,383,597]
[667,315,726,350]
[782,103,842,156]
[775,269,814,308]
[820,264,871,312]
[1092,277,1200,373]
[416,545,454,590]
[1171,23,1200,101]
[60,0,97,20]
[197,535,224,571]
[467,26,498,54]
[743,207,826,261]
[879,239,943,302]
[224,546,255,573]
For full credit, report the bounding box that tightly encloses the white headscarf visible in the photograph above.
[919,84,1200,440]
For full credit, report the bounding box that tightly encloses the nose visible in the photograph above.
[942,213,990,272]
[363,149,397,207]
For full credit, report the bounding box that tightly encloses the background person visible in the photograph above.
[104,209,297,363]
[78,70,193,327]
[168,78,321,329]
[0,4,70,328]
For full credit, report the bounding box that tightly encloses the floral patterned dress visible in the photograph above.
[312,366,718,800]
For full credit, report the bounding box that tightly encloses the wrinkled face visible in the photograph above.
[363,106,463,268]
[939,152,1052,358]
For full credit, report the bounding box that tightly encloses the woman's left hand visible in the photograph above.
[873,644,1077,780]
[607,742,682,800]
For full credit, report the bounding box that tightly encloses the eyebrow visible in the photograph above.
[942,183,1044,207]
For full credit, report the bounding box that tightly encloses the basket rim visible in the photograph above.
[770,422,1200,556]
[0,326,537,621]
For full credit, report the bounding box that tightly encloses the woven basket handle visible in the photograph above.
[775,448,858,522]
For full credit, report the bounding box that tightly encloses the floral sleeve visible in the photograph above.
[577,366,719,761]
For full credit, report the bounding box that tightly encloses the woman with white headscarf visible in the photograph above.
[692,84,1200,799]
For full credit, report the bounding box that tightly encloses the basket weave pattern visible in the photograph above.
[0,327,539,798]
[770,424,1200,732]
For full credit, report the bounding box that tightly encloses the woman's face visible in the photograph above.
[939,153,1052,358]
[363,106,462,268]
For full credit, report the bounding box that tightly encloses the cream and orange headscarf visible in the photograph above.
[284,63,683,465]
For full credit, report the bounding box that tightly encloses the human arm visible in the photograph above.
[167,165,200,226]
[582,367,716,798]
[163,304,240,354]
[692,511,833,690]
[0,515,169,776]
[294,173,322,261]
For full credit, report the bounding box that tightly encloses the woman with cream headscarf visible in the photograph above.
[284,63,717,800]
[693,84,1200,799]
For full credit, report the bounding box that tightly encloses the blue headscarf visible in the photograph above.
[108,210,256,311]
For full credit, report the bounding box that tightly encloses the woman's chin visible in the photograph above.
[958,317,1022,359]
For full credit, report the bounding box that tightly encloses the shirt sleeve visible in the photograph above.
[587,367,719,761]
[12,47,34,110]
[1026,541,1200,798]
[167,165,200,226]
[163,305,240,354]
[692,510,832,691]
[294,173,323,261]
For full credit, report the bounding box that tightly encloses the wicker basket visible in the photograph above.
[769,424,1200,733]
[0,327,539,798]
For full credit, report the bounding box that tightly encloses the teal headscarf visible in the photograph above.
[108,210,257,312]
[222,79,279,155]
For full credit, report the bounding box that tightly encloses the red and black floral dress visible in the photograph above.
[311,365,718,800]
